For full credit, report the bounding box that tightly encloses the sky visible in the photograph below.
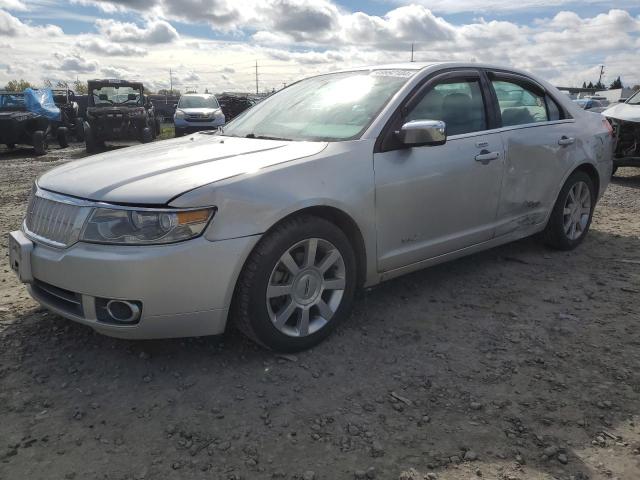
[1,0,640,94]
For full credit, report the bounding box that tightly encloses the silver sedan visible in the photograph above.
[9,62,614,351]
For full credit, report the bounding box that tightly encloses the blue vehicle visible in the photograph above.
[174,93,225,137]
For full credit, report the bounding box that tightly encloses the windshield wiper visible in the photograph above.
[245,133,292,141]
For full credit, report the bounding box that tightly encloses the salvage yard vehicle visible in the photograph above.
[603,89,640,176]
[0,89,67,155]
[174,93,225,137]
[52,89,84,141]
[84,79,160,153]
[9,63,613,352]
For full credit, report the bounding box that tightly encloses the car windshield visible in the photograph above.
[0,93,25,110]
[220,70,415,141]
[91,85,142,106]
[627,90,640,105]
[179,95,219,109]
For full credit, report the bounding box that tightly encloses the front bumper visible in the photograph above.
[15,233,259,339]
[174,117,225,130]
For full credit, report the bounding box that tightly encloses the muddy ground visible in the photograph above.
[0,142,639,480]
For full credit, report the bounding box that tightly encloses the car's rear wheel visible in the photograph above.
[141,126,153,143]
[32,130,46,156]
[84,123,97,153]
[541,170,595,250]
[234,215,357,352]
[57,127,69,148]
[74,117,85,141]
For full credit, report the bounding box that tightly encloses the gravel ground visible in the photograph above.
[1,142,639,480]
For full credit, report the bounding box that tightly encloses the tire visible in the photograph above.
[84,123,97,154]
[541,170,595,250]
[233,215,357,352]
[175,128,184,138]
[74,117,85,142]
[611,165,618,178]
[57,127,69,148]
[32,130,46,156]
[141,126,153,143]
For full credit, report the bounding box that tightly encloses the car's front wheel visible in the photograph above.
[541,170,595,250]
[234,215,357,352]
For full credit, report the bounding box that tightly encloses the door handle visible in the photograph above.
[558,136,575,146]
[474,149,500,165]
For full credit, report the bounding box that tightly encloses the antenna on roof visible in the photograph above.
[410,43,414,62]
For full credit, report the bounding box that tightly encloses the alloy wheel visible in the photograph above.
[563,180,591,241]
[266,238,346,337]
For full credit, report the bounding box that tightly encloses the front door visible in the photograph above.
[374,71,505,272]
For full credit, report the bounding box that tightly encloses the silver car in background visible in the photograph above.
[9,62,613,352]
[174,93,225,137]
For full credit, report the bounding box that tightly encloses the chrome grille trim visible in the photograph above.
[24,188,92,248]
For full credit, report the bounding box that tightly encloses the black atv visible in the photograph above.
[84,79,161,153]
[52,89,84,142]
[0,91,60,155]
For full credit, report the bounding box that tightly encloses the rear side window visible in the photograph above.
[407,79,487,136]
[492,80,548,126]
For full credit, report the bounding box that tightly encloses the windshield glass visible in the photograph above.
[91,85,142,106]
[627,89,640,105]
[0,93,25,110]
[179,95,219,109]
[221,70,414,141]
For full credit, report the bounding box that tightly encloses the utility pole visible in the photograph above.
[410,43,414,62]
[255,61,259,95]
[169,68,173,95]
[597,65,605,88]
[282,82,287,90]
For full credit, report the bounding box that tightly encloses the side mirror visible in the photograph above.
[396,119,446,147]
[173,103,178,108]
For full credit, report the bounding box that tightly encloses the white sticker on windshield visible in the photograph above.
[370,70,415,78]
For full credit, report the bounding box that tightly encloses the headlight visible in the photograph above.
[175,109,185,119]
[80,207,215,245]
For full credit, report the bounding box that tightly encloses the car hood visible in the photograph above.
[38,134,328,204]
[603,103,640,123]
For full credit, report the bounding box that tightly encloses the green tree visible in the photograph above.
[587,81,594,89]
[73,79,87,94]
[4,79,33,91]
[609,76,623,89]
[582,81,587,88]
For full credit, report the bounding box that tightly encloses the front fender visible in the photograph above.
[170,139,379,285]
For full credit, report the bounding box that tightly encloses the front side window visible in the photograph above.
[492,80,548,126]
[407,78,487,136]
[221,70,414,142]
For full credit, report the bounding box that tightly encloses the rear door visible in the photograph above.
[487,72,580,237]
[373,69,505,272]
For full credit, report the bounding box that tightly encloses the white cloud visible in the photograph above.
[42,53,100,73]
[95,18,179,43]
[83,37,148,56]
[392,0,640,14]
[1,3,640,93]
[0,0,27,10]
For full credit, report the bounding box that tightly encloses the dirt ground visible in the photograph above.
[1,142,639,480]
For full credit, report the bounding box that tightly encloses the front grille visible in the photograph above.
[32,279,83,317]
[25,192,90,248]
